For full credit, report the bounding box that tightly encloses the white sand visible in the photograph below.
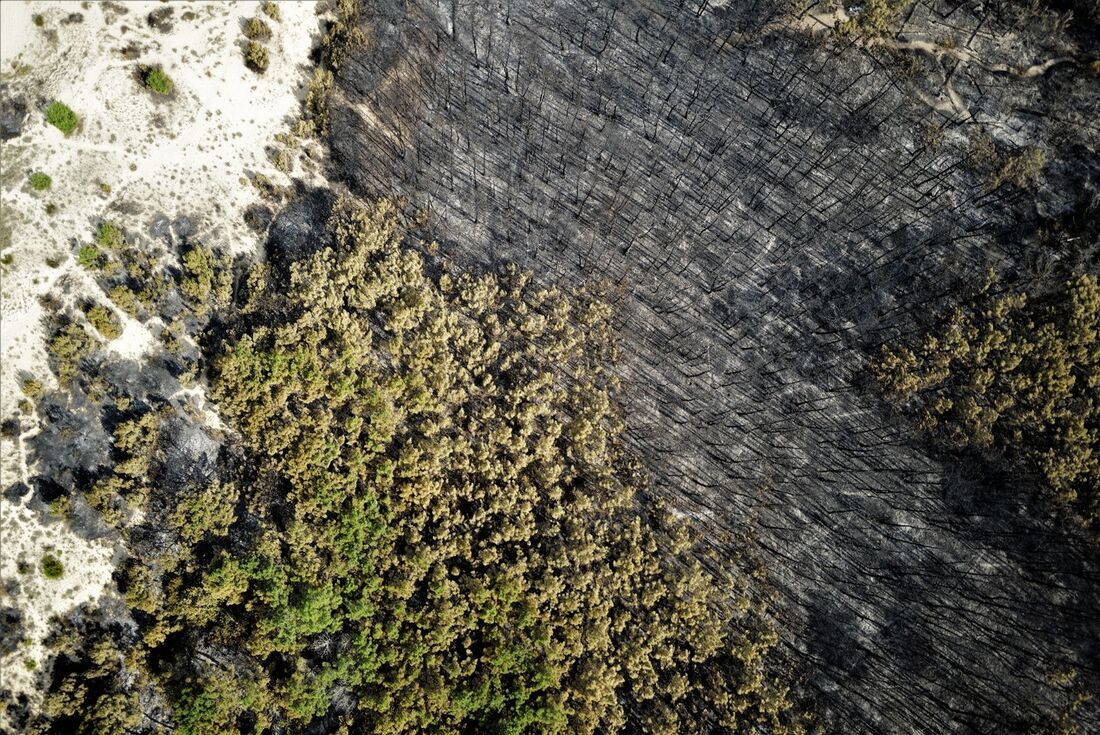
[0,0,323,706]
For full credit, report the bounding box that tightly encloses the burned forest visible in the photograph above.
[1,1,1098,734]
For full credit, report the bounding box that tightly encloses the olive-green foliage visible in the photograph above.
[261,1,281,21]
[82,303,123,341]
[180,246,232,318]
[143,66,174,95]
[837,0,911,38]
[40,554,64,579]
[45,101,79,136]
[244,40,269,73]
[96,222,125,251]
[30,198,806,735]
[77,245,102,270]
[875,274,1100,538]
[32,624,145,735]
[48,322,98,384]
[29,172,52,191]
[991,147,1046,190]
[107,285,141,319]
[208,198,800,733]
[243,16,271,41]
[170,480,239,544]
[21,378,44,399]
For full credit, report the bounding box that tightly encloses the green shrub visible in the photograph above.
[21,379,44,399]
[96,222,125,250]
[82,303,124,340]
[180,246,232,317]
[45,101,79,136]
[837,0,910,39]
[49,322,97,384]
[261,1,281,21]
[243,16,272,41]
[40,554,64,579]
[143,66,174,95]
[244,41,269,73]
[29,172,52,191]
[108,286,141,319]
[77,245,103,270]
[992,147,1047,190]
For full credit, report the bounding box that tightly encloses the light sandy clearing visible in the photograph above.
[0,0,322,705]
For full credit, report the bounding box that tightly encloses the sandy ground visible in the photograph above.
[0,0,322,704]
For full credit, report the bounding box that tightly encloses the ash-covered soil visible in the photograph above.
[325,0,1100,731]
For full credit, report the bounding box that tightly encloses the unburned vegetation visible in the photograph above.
[875,273,1100,540]
[14,197,808,735]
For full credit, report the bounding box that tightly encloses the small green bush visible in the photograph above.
[837,0,910,39]
[40,554,64,579]
[96,222,125,250]
[243,16,272,41]
[143,67,174,95]
[83,303,124,340]
[45,101,79,136]
[261,1,281,21]
[108,285,141,319]
[992,147,1046,190]
[49,323,97,384]
[245,41,269,73]
[29,172,52,191]
[77,245,103,270]
[21,379,44,399]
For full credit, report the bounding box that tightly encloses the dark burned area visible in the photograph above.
[4,1,1099,733]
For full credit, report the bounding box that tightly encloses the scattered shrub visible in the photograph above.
[261,1,281,21]
[40,554,64,579]
[243,16,272,41]
[271,146,293,173]
[992,147,1047,189]
[108,285,141,319]
[837,0,911,39]
[20,378,44,399]
[0,254,12,266]
[96,222,125,250]
[99,182,112,194]
[244,40,269,73]
[45,203,58,216]
[48,322,98,384]
[179,246,232,317]
[82,303,124,340]
[77,245,103,269]
[29,172,52,191]
[45,101,79,135]
[143,66,174,95]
